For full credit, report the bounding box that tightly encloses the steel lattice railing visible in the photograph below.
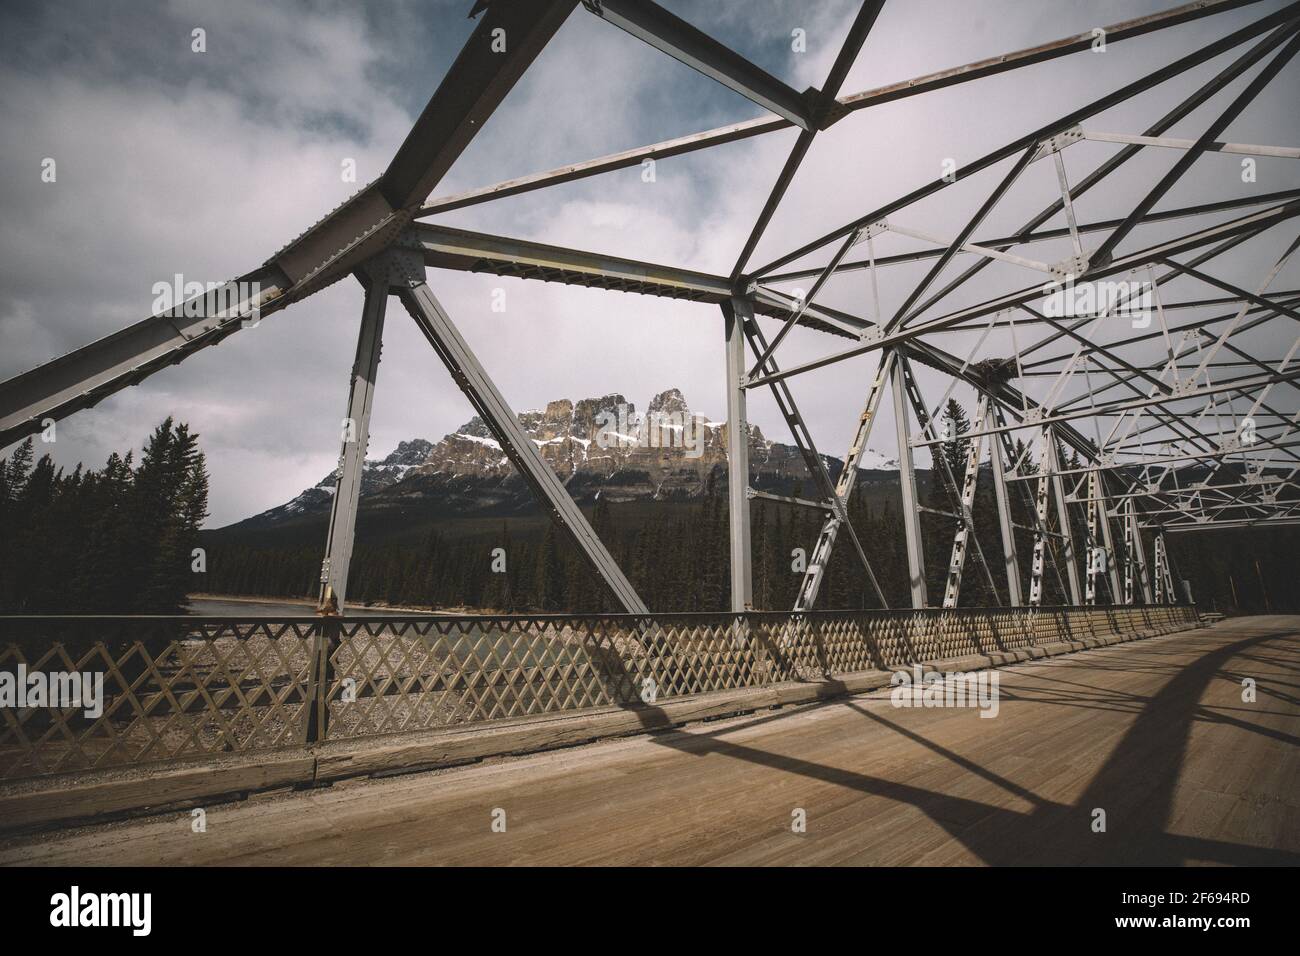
[0,606,1198,781]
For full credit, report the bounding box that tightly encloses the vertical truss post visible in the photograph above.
[1153,530,1175,604]
[994,403,1066,604]
[1047,430,1083,604]
[318,273,388,612]
[943,394,990,609]
[1097,470,1124,603]
[890,357,927,608]
[741,319,887,610]
[795,349,895,611]
[1028,432,1052,607]
[986,399,1023,606]
[898,353,1002,601]
[1053,149,1086,259]
[389,247,649,615]
[1123,498,1136,605]
[1086,469,1100,607]
[1132,504,1154,604]
[723,298,753,612]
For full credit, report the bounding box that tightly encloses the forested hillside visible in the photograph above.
[0,419,209,612]
[1,406,1293,616]
[196,399,1300,615]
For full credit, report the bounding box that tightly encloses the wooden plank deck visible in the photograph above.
[3,615,1297,866]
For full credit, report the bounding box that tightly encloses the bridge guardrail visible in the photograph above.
[0,605,1198,782]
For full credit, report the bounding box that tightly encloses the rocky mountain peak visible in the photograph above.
[384,439,433,467]
[647,388,691,419]
[236,387,904,528]
[574,394,630,437]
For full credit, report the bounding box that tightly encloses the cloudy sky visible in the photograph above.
[2,0,1297,525]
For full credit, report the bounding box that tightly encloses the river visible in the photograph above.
[185,597,444,617]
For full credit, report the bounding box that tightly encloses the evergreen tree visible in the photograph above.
[0,422,207,612]
[533,522,565,611]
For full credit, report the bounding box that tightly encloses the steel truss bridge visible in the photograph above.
[2,0,1299,618]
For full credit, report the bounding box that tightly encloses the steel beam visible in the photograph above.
[752,5,1300,277]
[723,298,753,612]
[318,272,388,612]
[1123,498,1136,605]
[744,200,1300,388]
[0,1,577,448]
[381,0,578,208]
[1015,435,1300,482]
[0,269,289,448]
[1028,432,1053,607]
[1090,28,1300,267]
[891,358,927,608]
[1154,515,1300,531]
[1086,469,1102,606]
[995,407,1068,604]
[1153,530,1175,603]
[273,0,581,299]
[405,224,860,335]
[776,350,1300,443]
[987,401,1024,606]
[888,19,1300,329]
[416,0,1265,218]
[1048,432,1084,604]
[748,231,859,377]
[888,147,1038,330]
[729,0,887,280]
[1080,129,1300,158]
[896,351,1002,602]
[763,191,1300,284]
[793,350,896,611]
[390,252,649,614]
[943,394,991,609]
[1128,499,1155,604]
[1096,469,1125,603]
[739,321,887,608]
[583,0,817,130]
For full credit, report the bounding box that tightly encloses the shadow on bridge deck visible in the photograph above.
[643,619,1299,865]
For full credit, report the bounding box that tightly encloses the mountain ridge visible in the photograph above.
[226,388,902,531]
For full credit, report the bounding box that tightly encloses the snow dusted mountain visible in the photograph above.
[232,389,901,529]
[253,439,434,523]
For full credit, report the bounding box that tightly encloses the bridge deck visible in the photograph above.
[3,616,1297,866]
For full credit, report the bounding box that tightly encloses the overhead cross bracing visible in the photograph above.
[0,0,1297,616]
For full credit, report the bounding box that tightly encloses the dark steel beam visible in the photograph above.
[0,1,579,448]
[764,190,1300,284]
[745,201,1300,388]
[751,4,1300,278]
[584,0,817,130]
[1089,29,1300,268]
[403,223,863,334]
[416,0,1265,218]
[882,20,1300,325]
[729,1,887,281]
[380,0,578,209]
[0,267,289,449]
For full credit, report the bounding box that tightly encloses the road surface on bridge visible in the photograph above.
[4,615,1297,866]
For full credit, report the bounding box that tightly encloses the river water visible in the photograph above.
[185,597,442,617]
